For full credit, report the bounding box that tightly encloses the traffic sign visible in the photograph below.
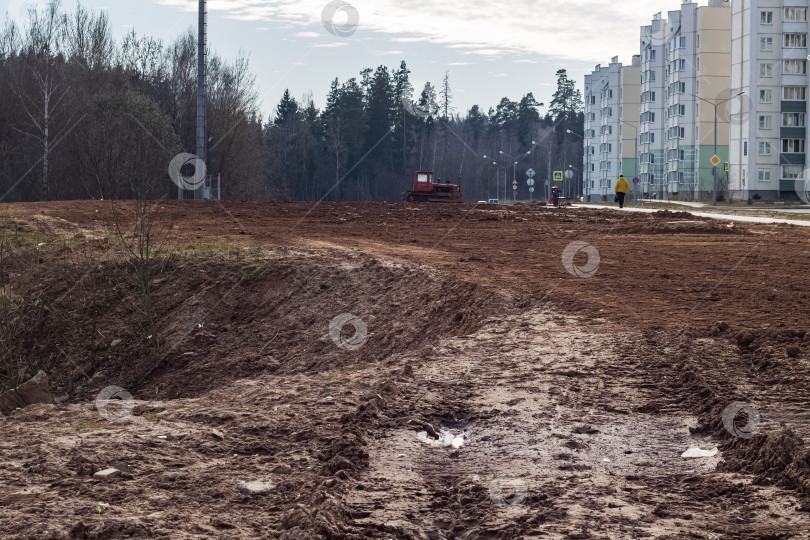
[632,177,640,185]
[553,171,563,182]
[564,170,574,180]
[724,162,729,172]
[710,154,721,167]
[529,187,535,193]
[527,179,535,187]
[526,168,536,178]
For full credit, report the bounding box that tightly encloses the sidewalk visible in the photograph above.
[636,199,707,208]
[575,204,810,227]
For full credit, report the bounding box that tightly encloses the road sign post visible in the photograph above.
[710,154,721,206]
[527,178,535,202]
[564,169,574,199]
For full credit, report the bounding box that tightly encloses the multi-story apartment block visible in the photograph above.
[730,0,808,201]
[665,0,731,200]
[640,13,670,197]
[637,0,732,200]
[583,56,641,201]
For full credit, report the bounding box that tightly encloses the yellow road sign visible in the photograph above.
[710,155,721,167]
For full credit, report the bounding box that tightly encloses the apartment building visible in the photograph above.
[730,0,808,201]
[583,56,641,201]
[640,14,669,196]
[665,0,732,199]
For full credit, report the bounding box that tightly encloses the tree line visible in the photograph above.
[0,2,584,203]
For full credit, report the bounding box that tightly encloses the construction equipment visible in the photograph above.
[405,171,463,203]
[551,186,572,208]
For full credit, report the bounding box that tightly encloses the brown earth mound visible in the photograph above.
[2,201,810,538]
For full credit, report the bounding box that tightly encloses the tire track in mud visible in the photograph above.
[644,329,810,508]
[342,309,810,539]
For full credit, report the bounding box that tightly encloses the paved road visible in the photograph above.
[634,199,810,214]
[576,204,810,227]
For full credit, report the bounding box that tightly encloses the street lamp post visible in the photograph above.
[618,121,639,204]
[688,90,745,206]
[483,155,499,201]
[495,146,534,202]
[567,129,589,202]
[499,150,520,202]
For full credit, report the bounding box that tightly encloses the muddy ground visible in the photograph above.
[1,201,809,539]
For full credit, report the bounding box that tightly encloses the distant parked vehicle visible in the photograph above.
[477,200,487,204]
[487,198,499,204]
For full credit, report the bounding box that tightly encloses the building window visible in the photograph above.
[784,86,807,100]
[760,63,774,77]
[759,141,772,155]
[760,37,773,51]
[758,169,771,182]
[784,60,807,74]
[760,89,773,103]
[782,164,803,179]
[782,139,806,153]
[782,112,806,127]
[759,115,772,130]
[761,11,773,25]
[784,33,807,48]
[785,7,807,22]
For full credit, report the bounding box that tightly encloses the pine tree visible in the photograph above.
[393,61,412,175]
[467,105,487,148]
[549,69,583,134]
[439,71,453,179]
[364,65,395,198]
[274,89,299,126]
[517,93,542,148]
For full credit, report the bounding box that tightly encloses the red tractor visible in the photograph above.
[405,171,463,203]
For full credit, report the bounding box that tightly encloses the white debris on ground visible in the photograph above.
[681,447,719,458]
[236,480,274,496]
[93,468,122,481]
[417,430,465,449]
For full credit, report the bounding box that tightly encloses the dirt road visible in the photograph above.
[1,201,809,538]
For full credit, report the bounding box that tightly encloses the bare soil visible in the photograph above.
[1,200,810,539]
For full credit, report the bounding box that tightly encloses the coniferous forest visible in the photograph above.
[0,2,584,203]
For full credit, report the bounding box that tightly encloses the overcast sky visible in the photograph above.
[4,0,683,119]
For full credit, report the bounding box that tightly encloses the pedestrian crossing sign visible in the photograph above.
[553,171,563,182]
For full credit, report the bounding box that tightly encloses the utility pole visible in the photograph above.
[689,91,744,205]
[547,145,552,202]
[196,0,208,200]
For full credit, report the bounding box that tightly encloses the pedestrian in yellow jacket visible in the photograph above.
[615,175,632,208]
